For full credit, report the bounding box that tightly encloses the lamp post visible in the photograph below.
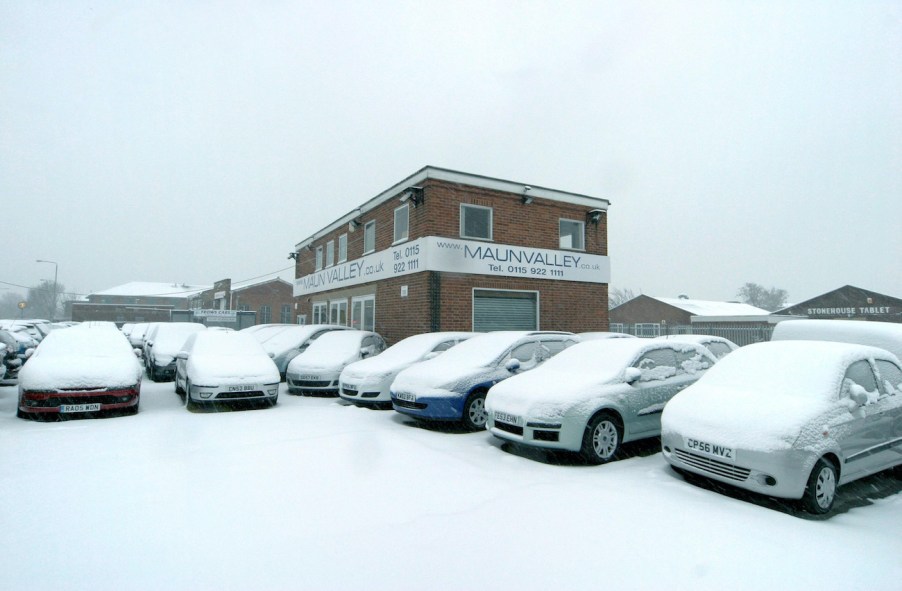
[36,259,58,321]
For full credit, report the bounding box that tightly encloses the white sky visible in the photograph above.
[2,1,900,304]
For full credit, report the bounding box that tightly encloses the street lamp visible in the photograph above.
[36,259,58,321]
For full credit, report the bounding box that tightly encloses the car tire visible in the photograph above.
[185,380,197,411]
[461,390,489,431]
[174,377,184,395]
[16,408,28,420]
[801,457,837,515]
[580,412,622,464]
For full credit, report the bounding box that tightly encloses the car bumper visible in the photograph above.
[661,431,815,500]
[391,392,466,421]
[487,412,583,452]
[286,372,341,395]
[339,378,391,404]
[187,382,280,403]
[18,386,140,417]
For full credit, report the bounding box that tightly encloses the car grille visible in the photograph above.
[217,390,264,400]
[360,392,380,399]
[341,387,358,397]
[25,394,135,407]
[673,449,751,482]
[291,379,332,388]
[393,399,426,410]
[495,421,523,436]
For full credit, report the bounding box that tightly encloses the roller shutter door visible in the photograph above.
[473,290,538,332]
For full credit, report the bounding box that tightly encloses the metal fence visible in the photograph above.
[613,324,774,347]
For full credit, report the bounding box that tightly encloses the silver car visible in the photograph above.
[661,340,902,514]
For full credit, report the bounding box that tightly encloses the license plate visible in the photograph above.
[396,391,416,402]
[228,385,255,392]
[300,375,319,381]
[494,411,520,425]
[685,437,735,462]
[343,384,358,392]
[60,403,101,413]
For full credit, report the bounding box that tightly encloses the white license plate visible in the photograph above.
[685,437,735,462]
[396,391,416,402]
[494,411,520,425]
[343,384,358,392]
[60,403,102,413]
[300,375,319,381]
[228,385,255,392]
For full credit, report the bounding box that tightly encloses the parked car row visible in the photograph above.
[10,318,902,515]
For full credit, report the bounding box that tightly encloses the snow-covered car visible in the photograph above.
[127,322,151,349]
[654,334,738,359]
[339,332,477,407]
[286,331,386,395]
[145,322,206,381]
[17,323,143,419]
[256,324,352,379]
[661,340,902,514]
[771,319,902,359]
[486,339,717,463]
[0,329,25,384]
[390,331,579,430]
[176,330,280,410]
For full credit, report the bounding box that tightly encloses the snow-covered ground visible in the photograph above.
[1,378,900,591]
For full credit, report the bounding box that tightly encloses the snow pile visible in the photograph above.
[342,332,476,381]
[772,319,902,360]
[187,331,279,384]
[287,330,373,372]
[19,323,142,390]
[662,340,895,450]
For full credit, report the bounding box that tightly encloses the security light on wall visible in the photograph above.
[521,186,533,205]
[348,219,362,232]
[399,186,424,207]
[287,252,299,261]
[587,209,604,225]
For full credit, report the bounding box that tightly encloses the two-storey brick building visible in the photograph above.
[291,166,611,345]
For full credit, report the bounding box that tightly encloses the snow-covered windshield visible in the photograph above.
[298,331,367,365]
[427,332,531,368]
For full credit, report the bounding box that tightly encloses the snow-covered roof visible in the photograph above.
[655,297,769,316]
[231,276,292,291]
[91,282,210,298]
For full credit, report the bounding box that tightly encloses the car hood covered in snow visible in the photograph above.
[186,332,279,385]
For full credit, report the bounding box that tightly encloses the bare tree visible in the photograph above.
[0,291,26,318]
[609,287,638,309]
[26,280,65,320]
[737,282,788,312]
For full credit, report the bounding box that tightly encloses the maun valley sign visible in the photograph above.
[293,237,611,297]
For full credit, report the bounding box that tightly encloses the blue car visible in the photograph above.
[390,331,578,430]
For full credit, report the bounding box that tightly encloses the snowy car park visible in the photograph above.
[1,372,900,590]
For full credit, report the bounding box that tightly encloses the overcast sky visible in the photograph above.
[2,1,900,305]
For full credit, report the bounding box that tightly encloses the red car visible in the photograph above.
[17,322,143,419]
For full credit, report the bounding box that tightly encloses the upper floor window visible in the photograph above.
[559,219,585,250]
[364,221,376,254]
[460,204,492,240]
[326,240,335,267]
[315,246,323,271]
[338,234,348,263]
[394,204,409,243]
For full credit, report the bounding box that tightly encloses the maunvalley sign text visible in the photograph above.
[293,237,611,297]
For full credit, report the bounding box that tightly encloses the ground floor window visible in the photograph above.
[312,302,327,324]
[473,289,538,332]
[296,314,307,325]
[610,323,625,333]
[280,304,291,323]
[351,295,375,331]
[260,305,272,324]
[635,323,661,337]
[330,299,348,325]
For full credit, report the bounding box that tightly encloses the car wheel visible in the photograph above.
[185,380,197,411]
[16,408,28,420]
[801,457,837,514]
[580,412,622,464]
[174,377,184,395]
[461,390,488,431]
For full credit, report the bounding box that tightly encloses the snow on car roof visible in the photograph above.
[290,330,376,368]
[152,323,207,354]
[343,332,476,375]
[19,324,142,390]
[191,330,269,357]
[260,324,345,354]
[771,319,902,360]
[662,340,899,450]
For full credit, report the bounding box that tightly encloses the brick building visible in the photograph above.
[774,285,902,323]
[190,277,295,324]
[72,282,208,324]
[291,166,611,345]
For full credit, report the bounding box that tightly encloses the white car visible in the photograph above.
[577,332,637,341]
[256,324,352,379]
[176,330,280,410]
[390,331,579,430]
[145,322,206,381]
[339,332,477,407]
[654,334,738,359]
[661,340,902,514]
[286,331,386,395]
[486,339,717,463]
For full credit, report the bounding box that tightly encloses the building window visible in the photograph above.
[609,323,625,333]
[351,295,375,331]
[312,302,327,324]
[329,299,348,325]
[363,221,376,254]
[260,305,272,324]
[315,246,323,270]
[473,289,538,332]
[635,323,661,337]
[338,233,348,263]
[394,204,409,244]
[296,314,307,325]
[559,219,585,250]
[238,304,250,312]
[280,304,291,323]
[460,204,492,240]
[326,240,335,267]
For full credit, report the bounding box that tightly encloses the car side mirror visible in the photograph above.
[504,358,521,372]
[849,384,869,406]
[624,367,642,384]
